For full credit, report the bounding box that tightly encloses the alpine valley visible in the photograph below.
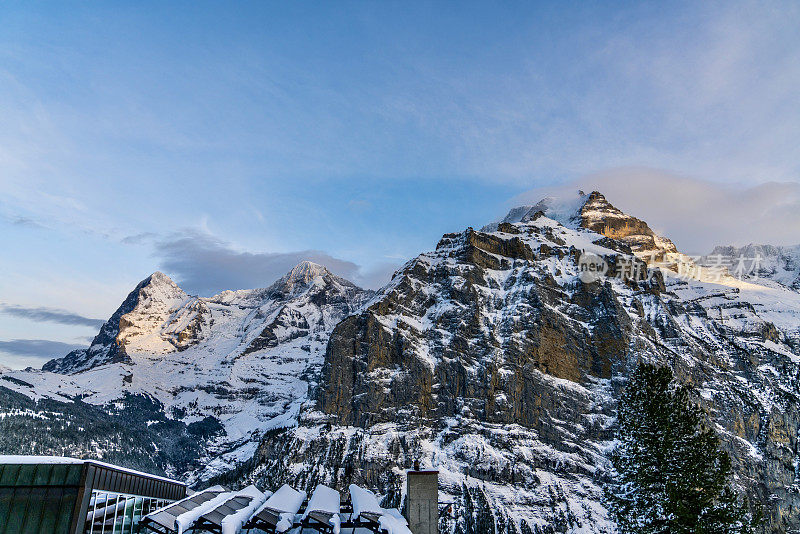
[3,191,800,533]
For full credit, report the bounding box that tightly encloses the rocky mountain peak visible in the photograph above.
[43,272,194,374]
[285,261,330,284]
[146,270,178,287]
[138,271,187,301]
[579,190,620,218]
[576,190,678,259]
[490,190,679,262]
[268,261,359,299]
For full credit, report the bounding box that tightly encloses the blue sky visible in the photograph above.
[1,1,799,368]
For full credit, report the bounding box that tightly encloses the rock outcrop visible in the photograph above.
[577,191,678,260]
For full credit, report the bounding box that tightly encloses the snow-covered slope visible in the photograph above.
[2,261,372,482]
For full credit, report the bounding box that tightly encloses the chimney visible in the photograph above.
[405,468,438,534]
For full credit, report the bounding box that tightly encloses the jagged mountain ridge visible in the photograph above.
[240,192,800,533]
[2,261,373,482]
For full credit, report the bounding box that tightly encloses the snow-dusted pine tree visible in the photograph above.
[605,363,756,533]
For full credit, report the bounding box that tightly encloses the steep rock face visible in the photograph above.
[319,227,633,430]
[9,262,372,483]
[247,200,800,533]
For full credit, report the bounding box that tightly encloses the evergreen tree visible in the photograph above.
[605,363,755,534]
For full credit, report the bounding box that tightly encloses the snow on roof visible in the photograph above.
[302,484,340,517]
[259,484,306,514]
[146,485,226,518]
[253,484,306,532]
[348,485,411,534]
[303,484,342,532]
[0,455,84,465]
[301,484,342,533]
[220,485,268,534]
[349,484,382,517]
[379,509,412,534]
[175,490,234,534]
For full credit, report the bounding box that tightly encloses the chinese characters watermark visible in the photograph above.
[576,251,764,283]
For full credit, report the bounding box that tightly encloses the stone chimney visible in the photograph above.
[405,469,438,534]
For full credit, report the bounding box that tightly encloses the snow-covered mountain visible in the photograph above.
[1,261,372,482]
[43,271,202,374]
[242,192,800,533]
[4,192,800,532]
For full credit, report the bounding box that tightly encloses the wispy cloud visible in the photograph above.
[120,232,158,245]
[0,339,84,369]
[0,339,83,356]
[514,168,800,254]
[7,215,46,229]
[0,303,104,328]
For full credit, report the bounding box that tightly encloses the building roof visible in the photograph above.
[0,455,185,485]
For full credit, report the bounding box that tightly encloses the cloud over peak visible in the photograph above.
[153,229,367,296]
[514,168,800,254]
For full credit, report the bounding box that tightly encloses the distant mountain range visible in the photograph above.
[702,243,800,290]
[2,191,800,532]
[2,261,372,482]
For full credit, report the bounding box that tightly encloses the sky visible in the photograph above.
[1,1,799,368]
